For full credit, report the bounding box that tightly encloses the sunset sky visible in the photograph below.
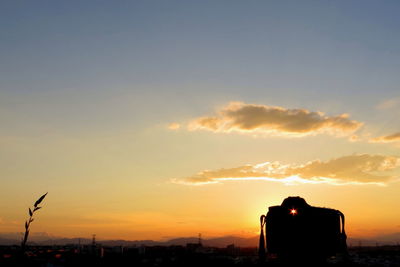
[1,1,400,241]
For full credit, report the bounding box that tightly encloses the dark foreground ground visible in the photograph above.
[1,244,400,266]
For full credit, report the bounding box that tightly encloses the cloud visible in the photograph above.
[371,132,400,143]
[168,123,181,130]
[376,97,400,110]
[348,134,361,142]
[174,154,400,186]
[188,102,363,137]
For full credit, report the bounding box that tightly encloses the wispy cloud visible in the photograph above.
[186,102,363,137]
[174,154,400,186]
[370,132,400,143]
[168,122,181,130]
[376,97,400,110]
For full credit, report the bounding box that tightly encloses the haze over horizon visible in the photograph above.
[1,1,400,241]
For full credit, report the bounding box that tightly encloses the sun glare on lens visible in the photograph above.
[290,209,297,215]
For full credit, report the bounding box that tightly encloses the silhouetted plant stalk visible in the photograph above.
[21,192,47,252]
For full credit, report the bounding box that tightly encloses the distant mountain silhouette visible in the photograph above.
[0,237,18,246]
[203,235,258,247]
[347,233,400,246]
[161,235,258,247]
[0,233,257,247]
[1,232,399,247]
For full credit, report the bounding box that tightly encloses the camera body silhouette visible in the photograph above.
[261,197,347,260]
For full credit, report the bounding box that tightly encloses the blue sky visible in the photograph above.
[1,1,399,152]
[2,1,400,93]
[2,1,400,126]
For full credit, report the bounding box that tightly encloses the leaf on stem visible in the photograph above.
[34,192,48,208]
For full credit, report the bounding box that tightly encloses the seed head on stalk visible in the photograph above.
[21,192,47,252]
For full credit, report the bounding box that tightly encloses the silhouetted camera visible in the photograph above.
[259,197,347,262]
